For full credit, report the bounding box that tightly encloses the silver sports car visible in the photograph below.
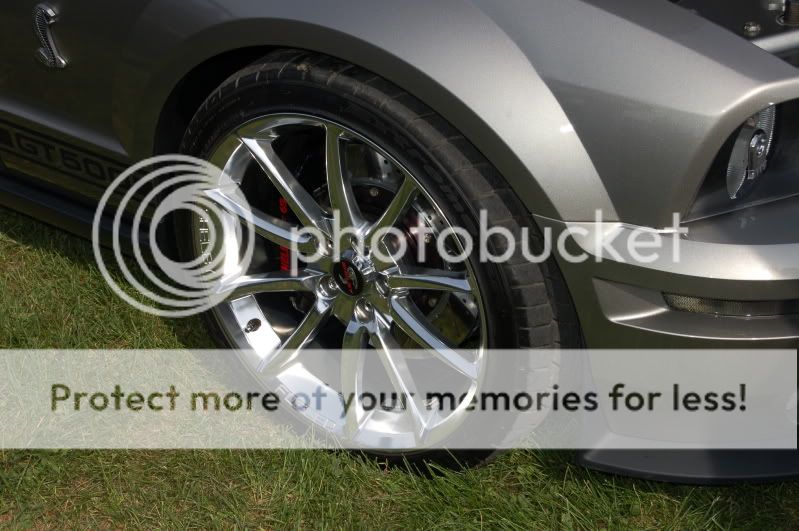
[0,0,797,481]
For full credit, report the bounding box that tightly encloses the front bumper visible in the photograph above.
[537,197,799,349]
[538,196,799,482]
[576,449,799,485]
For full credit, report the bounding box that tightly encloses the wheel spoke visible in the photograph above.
[341,321,368,437]
[208,136,248,178]
[364,175,418,244]
[342,320,369,350]
[257,298,332,373]
[374,317,430,439]
[387,268,471,293]
[325,124,364,232]
[240,136,330,236]
[390,296,478,380]
[204,188,316,253]
[220,270,323,300]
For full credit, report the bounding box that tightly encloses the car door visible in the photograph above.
[0,0,149,202]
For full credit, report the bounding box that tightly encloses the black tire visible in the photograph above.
[179,49,582,467]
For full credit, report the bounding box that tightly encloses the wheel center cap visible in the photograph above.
[332,259,365,296]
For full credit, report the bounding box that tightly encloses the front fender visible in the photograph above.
[115,0,612,223]
[473,0,799,227]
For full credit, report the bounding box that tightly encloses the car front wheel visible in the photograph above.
[178,49,580,463]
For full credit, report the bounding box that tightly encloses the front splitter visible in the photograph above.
[578,450,799,485]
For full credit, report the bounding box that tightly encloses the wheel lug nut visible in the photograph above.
[244,319,261,333]
[310,236,332,255]
[369,187,379,197]
[354,299,374,322]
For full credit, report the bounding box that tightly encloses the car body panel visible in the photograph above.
[116,0,616,222]
[0,0,145,155]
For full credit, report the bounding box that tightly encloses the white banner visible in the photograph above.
[0,349,794,450]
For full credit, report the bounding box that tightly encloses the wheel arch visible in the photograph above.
[151,46,278,156]
[116,0,614,223]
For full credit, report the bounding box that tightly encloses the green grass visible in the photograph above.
[1,206,797,529]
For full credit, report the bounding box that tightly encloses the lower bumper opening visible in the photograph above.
[664,294,799,318]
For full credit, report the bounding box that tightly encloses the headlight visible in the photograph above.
[726,105,776,199]
[686,99,799,223]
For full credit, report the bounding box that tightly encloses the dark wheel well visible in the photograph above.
[153,47,277,155]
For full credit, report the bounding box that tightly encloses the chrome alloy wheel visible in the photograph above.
[193,114,488,448]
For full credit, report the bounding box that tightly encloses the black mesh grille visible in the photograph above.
[664,294,799,318]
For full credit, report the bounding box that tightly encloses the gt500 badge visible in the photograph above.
[0,118,126,188]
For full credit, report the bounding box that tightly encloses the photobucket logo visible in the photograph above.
[93,155,687,316]
[287,209,688,270]
[92,155,255,317]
